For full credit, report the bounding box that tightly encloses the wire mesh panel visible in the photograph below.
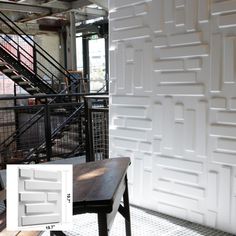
[0,106,16,165]
[0,93,108,168]
[49,104,85,159]
[84,95,109,162]
[91,110,108,161]
[0,103,45,167]
[0,94,89,168]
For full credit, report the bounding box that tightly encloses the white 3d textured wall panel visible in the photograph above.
[7,165,72,231]
[18,168,61,227]
[109,0,236,234]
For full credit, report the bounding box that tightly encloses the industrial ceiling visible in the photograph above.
[0,0,108,31]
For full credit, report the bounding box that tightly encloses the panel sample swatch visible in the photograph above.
[18,168,62,227]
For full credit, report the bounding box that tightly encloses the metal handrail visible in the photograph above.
[24,103,84,163]
[0,11,76,83]
[0,84,87,150]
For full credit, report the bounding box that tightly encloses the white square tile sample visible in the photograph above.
[18,168,62,227]
[7,164,72,231]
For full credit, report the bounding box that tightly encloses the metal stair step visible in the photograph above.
[0,61,7,66]
[11,75,23,79]
[18,81,30,85]
[34,93,46,96]
[25,87,38,91]
[3,68,14,73]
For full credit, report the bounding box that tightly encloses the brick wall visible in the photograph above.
[109,0,236,234]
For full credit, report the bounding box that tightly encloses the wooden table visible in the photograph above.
[52,157,131,236]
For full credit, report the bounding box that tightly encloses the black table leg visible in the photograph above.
[50,231,66,236]
[118,175,131,236]
[123,175,131,236]
[97,213,109,236]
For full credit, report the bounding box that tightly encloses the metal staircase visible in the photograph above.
[0,11,89,165]
[0,94,87,167]
[0,11,76,95]
[23,103,85,164]
[0,12,108,166]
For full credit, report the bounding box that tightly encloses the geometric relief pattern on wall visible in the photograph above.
[154,35,208,97]
[209,106,236,166]
[152,97,207,159]
[209,1,236,167]
[210,0,236,94]
[210,33,236,94]
[153,0,209,97]
[110,0,236,234]
[151,98,208,225]
[18,168,61,227]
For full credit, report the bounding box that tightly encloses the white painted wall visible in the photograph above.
[35,33,61,78]
[109,0,236,234]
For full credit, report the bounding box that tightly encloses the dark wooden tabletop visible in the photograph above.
[73,157,130,214]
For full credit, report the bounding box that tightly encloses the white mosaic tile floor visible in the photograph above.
[42,206,234,236]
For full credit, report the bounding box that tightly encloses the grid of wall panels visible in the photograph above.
[109,0,236,234]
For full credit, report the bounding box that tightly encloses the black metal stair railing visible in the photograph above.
[23,103,85,164]
[0,39,55,95]
[0,92,108,167]
[0,11,87,155]
[0,87,80,155]
[0,11,79,94]
[0,94,89,167]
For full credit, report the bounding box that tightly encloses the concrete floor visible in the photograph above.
[42,205,234,236]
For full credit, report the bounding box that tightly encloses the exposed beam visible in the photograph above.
[0,1,51,14]
[0,22,40,35]
[0,0,107,26]
[89,0,108,11]
[72,0,92,9]
[73,7,107,17]
[16,13,51,23]
[41,0,71,10]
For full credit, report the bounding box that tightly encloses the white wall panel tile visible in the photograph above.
[196,101,207,157]
[112,17,143,30]
[134,3,147,16]
[207,211,217,228]
[223,37,235,83]
[211,97,227,109]
[168,32,202,46]
[185,0,198,31]
[145,0,163,33]
[211,34,222,92]
[154,60,184,72]
[134,49,143,88]
[164,0,174,23]
[157,84,205,96]
[175,7,185,27]
[218,166,231,231]
[175,0,184,8]
[211,0,236,15]
[111,27,150,42]
[219,13,236,29]
[207,171,218,211]
[18,168,62,228]
[159,45,209,59]
[173,122,184,156]
[189,211,204,224]
[185,58,201,70]
[158,202,187,219]
[160,72,196,83]
[198,0,209,23]
[21,214,60,227]
[110,0,236,233]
